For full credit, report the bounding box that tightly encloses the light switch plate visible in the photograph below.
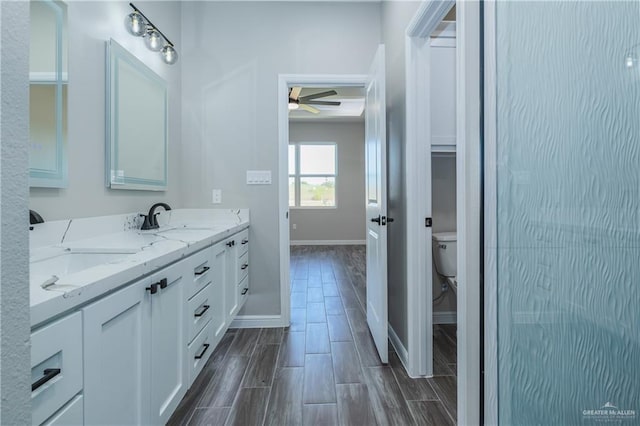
[246,170,272,185]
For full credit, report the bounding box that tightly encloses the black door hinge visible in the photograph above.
[425,218,432,227]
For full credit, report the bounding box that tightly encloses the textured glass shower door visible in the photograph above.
[494,2,640,424]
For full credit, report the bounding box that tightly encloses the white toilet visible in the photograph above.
[432,232,457,293]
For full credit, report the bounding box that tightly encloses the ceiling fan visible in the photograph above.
[288,87,341,114]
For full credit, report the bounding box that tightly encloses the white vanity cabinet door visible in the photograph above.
[31,311,83,426]
[149,258,189,425]
[83,279,151,426]
[224,236,239,321]
[210,241,227,346]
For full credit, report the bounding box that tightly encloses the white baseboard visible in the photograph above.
[434,311,457,324]
[229,315,285,328]
[388,324,409,368]
[290,240,365,246]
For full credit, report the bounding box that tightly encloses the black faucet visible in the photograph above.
[140,203,171,230]
[29,209,44,230]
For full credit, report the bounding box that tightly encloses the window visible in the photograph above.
[289,143,337,207]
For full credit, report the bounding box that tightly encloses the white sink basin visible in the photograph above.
[156,227,220,239]
[31,252,132,278]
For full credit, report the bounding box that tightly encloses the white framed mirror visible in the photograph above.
[29,0,68,188]
[106,39,168,191]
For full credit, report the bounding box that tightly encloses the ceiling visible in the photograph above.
[288,86,365,122]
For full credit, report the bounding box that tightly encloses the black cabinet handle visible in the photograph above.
[146,283,158,294]
[241,264,248,270]
[241,288,248,295]
[387,217,395,223]
[226,241,233,247]
[232,240,236,246]
[194,343,210,360]
[195,266,210,276]
[32,368,61,391]
[194,304,210,317]
[370,216,381,224]
[159,278,168,289]
[241,239,249,245]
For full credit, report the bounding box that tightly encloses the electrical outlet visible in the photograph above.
[292,224,297,230]
[212,189,222,204]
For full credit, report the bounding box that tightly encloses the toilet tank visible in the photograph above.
[432,232,457,277]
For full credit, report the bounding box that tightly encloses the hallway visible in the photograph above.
[169,245,456,425]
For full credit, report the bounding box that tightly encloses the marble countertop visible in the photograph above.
[30,209,249,328]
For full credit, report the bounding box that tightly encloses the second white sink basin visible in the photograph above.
[31,252,133,278]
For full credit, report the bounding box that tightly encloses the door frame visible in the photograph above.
[405,1,483,424]
[277,74,368,329]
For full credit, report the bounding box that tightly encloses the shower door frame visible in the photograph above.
[483,1,500,424]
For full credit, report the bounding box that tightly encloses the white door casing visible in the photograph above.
[365,44,389,364]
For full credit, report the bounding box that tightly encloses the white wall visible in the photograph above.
[181,1,381,316]
[289,121,365,243]
[29,1,183,221]
[1,2,31,423]
[382,0,421,347]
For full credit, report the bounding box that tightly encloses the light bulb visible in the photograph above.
[125,11,146,37]
[145,29,163,52]
[161,45,178,65]
[625,54,636,69]
[288,102,299,110]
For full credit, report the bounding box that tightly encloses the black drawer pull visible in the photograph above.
[241,239,248,245]
[194,304,210,317]
[146,283,158,294]
[159,278,168,289]
[194,343,210,360]
[195,266,210,276]
[241,288,248,295]
[226,241,233,247]
[241,264,248,270]
[32,368,61,391]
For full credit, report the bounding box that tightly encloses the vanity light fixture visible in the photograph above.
[125,3,178,65]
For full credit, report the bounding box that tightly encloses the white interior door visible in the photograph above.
[365,44,388,364]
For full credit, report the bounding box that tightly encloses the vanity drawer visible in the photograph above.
[238,251,249,283]
[187,283,213,343]
[31,312,83,426]
[42,394,83,426]
[238,276,249,310]
[187,247,213,300]
[188,321,212,386]
[237,229,249,256]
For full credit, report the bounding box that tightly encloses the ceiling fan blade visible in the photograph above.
[303,100,342,106]
[299,104,320,114]
[299,90,337,101]
[290,86,302,101]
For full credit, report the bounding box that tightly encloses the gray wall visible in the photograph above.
[431,155,457,312]
[180,2,381,316]
[29,1,183,220]
[289,121,365,243]
[1,2,31,423]
[382,0,421,348]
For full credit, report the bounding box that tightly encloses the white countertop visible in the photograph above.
[30,209,249,328]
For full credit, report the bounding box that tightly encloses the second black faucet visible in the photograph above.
[140,203,171,230]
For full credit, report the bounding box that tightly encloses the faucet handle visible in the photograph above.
[140,214,154,231]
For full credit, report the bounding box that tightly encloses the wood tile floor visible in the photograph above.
[169,245,457,426]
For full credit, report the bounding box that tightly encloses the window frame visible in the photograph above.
[289,141,338,209]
